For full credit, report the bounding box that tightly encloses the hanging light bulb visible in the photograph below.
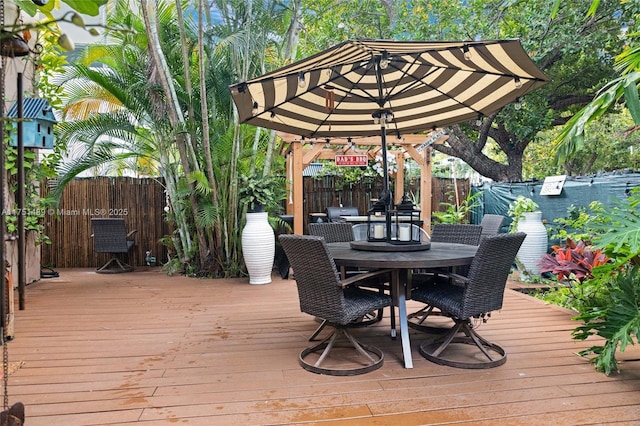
[463,45,471,60]
[475,114,483,126]
[297,72,306,88]
[252,102,259,114]
[379,51,390,69]
[514,76,523,89]
[514,98,522,110]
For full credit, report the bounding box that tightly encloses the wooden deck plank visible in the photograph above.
[4,268,640,425]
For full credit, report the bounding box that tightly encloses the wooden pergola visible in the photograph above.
[278,131,449,235]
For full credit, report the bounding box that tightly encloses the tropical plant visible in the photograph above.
[554,1,640,167]
[315,161,378,190]
[538,238,610,284]
[541,187,640,374]
[238,173,286,214]
[572,265,640,375]
[507,196,539,231]
[432,191,481,224]
[548,202,607,244]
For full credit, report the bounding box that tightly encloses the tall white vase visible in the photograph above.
[516,211,548,275]
[242,212,275,284]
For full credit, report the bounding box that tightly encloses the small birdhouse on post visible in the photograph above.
[7,98,57,149]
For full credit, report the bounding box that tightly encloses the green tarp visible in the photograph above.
[471,173,640,233]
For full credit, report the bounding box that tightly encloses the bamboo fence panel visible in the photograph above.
[41,177,169,269]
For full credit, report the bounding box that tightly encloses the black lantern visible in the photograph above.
[391,195,421,245]
[366,197,388,242]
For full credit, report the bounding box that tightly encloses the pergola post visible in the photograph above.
[291,141,304,235]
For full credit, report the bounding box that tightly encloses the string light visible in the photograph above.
[379,51,389,69]
[463,45,471,60]
[514,98,522,110]
[514,76,523,89]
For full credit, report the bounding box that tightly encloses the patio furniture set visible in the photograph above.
[280,215,526,376]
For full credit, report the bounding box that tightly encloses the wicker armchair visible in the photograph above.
[308,222,355,243]
[412,232,526,368]
[410,223,484,332]
[431,223,482,245]
[91,218,137,273]
[307,222,390,340]
[479,214,505,241]
[279,234,393,376]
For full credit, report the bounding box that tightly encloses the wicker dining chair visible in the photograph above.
[279,234,393,376]
[479,214,505,241]
[409,223,483,332]
[308,222,355,243]
[307,222,390,340]
[431,223,483,246]
[91,218,137,274]
[413,232,526,369]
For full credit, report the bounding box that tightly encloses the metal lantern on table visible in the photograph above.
[366,199,387,242]
[391,195,420,245]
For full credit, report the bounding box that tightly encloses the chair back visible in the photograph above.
[308,222,354,242]
[91,218,131,253]
[352,223,368,241]
[431,224,482,246]
[279,235,350,324]
[479,214,505,240]
[461,232,526,318]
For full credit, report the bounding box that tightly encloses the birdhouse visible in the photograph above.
[7,98,57,149]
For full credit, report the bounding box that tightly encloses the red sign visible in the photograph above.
[335,154,368,166]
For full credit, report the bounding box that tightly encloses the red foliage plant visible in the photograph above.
[538,238,609,284]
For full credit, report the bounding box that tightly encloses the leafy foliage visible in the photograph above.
[538,238,610,284]
[238,174,286,214]
[507,196,539,231]
[591,188,640,259]
[432,191,481,224]
[572,265,640,375]
[549,202,607,244]
[537,188,640,374]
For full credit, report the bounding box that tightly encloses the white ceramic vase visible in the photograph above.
[242,212,275,284]
[516,211,548,275]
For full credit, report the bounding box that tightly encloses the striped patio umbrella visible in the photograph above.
[229,38,548,221]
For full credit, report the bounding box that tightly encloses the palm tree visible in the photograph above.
[51,0,294,277]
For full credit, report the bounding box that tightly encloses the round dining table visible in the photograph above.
[327,241,478,368]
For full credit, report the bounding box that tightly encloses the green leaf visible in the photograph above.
[624,83,640,125]
[550,0,561,19]
[61,0,108,17]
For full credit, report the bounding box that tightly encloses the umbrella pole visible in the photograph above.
[380,124,392,242]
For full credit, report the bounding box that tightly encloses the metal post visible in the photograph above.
[16,73,24,310]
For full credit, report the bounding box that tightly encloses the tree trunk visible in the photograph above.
[141,0,210,271]
[436,117,525,183]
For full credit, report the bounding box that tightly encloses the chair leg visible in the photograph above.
[308,319,328,341]
[96,256,134,274]
[419,319,506,369]
[299,327,384,376]
[408,304,451,334]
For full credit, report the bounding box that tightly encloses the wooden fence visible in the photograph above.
[41,176,469,268]
[301,175,470,231]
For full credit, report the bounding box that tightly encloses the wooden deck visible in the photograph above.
[4,268,640,425]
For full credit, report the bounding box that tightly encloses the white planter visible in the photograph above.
[516,211,548,275]
[241,212,275,284]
